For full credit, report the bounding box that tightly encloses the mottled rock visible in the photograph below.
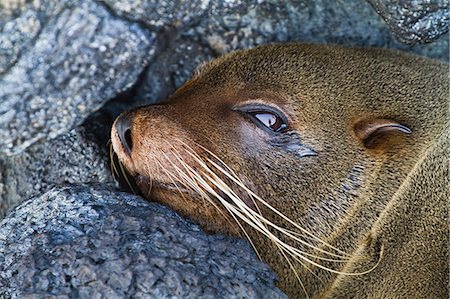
[0,0,68,74]
[0,186,287,299]
[0,119,115,218]
[0,1,154,155]
[368,0,449,44]
[135,38,215,106]
[194,0,448,57]
[102,0,230,30]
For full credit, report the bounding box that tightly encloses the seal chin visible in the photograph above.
[134,174,195,201]
[135,174,152,197]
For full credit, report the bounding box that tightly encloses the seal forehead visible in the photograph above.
[189,44,337,94]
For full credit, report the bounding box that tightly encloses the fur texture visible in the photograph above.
[111,44,448,298]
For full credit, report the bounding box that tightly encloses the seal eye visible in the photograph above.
[249,111,287,132]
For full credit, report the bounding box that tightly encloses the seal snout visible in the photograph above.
[115,112,134,156]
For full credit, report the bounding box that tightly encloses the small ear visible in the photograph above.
[354,119,412,149]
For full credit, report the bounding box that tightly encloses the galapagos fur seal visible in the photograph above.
[111,43,448,298]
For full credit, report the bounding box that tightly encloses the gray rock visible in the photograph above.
[0,186,287,299]
[368,0,449,44]
[193,0,448,57]
[0,118,115,218]
[0,0,68,74]
[135,38,215,106]
[101,0,235,31]
[0,0,154,155]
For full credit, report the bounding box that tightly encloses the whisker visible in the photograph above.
[187,152,349,260]
[187,148,382,274]
[109,142,141,195]
[118,160,139,195]
[169,150,212,216]
[277,244,310,299]
[155,160,191,206]
[185,141,345,257]
[109,142,119,180]
[173,154,263,261]
[161,150,237,231]
[203,155,349,257]
[160,138,381,278]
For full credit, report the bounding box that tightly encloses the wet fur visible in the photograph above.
[111,44,448,298]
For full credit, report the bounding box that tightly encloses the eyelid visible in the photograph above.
[233,104,289,125]
[233,104,289,133]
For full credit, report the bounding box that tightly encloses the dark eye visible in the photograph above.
[248,111,287,132]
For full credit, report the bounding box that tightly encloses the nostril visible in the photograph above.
[115,112,134,156]
[124,128,133,153]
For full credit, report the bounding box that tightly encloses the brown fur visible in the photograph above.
[111,43,448,298]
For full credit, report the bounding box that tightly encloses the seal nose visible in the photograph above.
[115,112,134,156]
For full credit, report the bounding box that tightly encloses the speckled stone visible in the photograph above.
[0,121,115,219]
[0,1,154,155]
[0,0,68,74]
[367,0,449,44]
[101,0,231,30]
[0,186,287,299]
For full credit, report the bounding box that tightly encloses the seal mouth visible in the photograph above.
[109,141,194,200]
[135,174,195,199]
[109,141,141,195]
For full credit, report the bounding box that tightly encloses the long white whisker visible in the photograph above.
[164,139,381,276]
[204,155,349,257]
[178,140,350,256]
[187,152,349,260]
[186,153,383,274]
[163,149,263,260]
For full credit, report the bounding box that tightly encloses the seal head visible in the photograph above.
[111,44,448,298]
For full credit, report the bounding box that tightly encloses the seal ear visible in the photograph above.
[354,119,412,149]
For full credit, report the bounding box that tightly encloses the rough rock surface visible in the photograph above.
[0,115,115,219]
[0,186,287,299]
[0,0,154,155]
[368,0,449,44]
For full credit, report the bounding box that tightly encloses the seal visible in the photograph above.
[111,44,448,298]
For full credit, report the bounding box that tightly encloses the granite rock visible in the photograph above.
[0,112,115,218]
[0,0,154,155]
[0,186,287,299]
[102,0,226,31]
[368,0,449,44]
[0,0,68,75]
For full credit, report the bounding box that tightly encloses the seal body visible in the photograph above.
[111,44,448,298]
